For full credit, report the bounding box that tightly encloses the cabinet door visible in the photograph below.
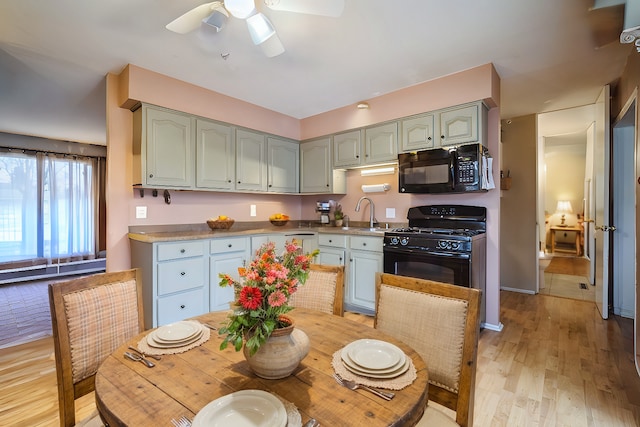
[348,250,383,312]
[210,253,249,311]
[267,137,299,193]
[145,106,194,188]
[300,138,332,193]
[317,247,345,266]
[333,130,362,168]
[365,122,398,164]
[401,114,435,152]
[236,129,267,191]
[196,119,235,190]
[439,104,479,146]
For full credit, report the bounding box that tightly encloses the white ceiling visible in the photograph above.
[0,0,635,145]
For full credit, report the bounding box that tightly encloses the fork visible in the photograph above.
[333,374,395,400]
[171,416,192,427]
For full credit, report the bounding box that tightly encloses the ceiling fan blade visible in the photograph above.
[264,0,345,17]
[166,2,222,34]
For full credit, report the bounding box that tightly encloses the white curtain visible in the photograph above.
[42,153,97,261]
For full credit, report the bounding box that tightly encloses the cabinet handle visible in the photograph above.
[180,249,186,253]
[441,135,445,139]
[228,179,232,183]
[362,243,367,246]
[349,258,353,262]
[326,184,329,187]
[238,181,241,184]
[268,184,272,187]
[180,304,185,309]
[180,271,186,276]
[228,244,232,248]
[428,137,432,141]
[356,155,359,158]
[149,173,154,178]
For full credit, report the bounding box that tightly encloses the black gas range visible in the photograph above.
[383,205,486,323]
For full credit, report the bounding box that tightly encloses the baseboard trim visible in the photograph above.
[501,286,536,295]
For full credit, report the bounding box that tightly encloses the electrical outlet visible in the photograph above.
[136,206,147,219]
[386,208,396,219]
[250,204,257,217]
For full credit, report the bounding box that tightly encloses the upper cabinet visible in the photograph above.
[300,138,346,194]
[267,137,299,193]
[400,113,435,152]
[133,104,194,188]
[236,129,267,192]
[364,122,398,164]
[333,130,362,168]
[439,103,483,147]
[195,119,235,190]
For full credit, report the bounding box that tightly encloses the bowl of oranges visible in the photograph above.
[207,215,234,230]
[269,213,289,226]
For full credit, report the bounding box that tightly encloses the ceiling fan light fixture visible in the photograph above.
[224,0,256,19]
[202,7,229,32]
[247,13,276,45]
[259,32,285,57]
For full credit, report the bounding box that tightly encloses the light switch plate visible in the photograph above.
[250,204,257,217]
[136,206,147,219]
[386,208,396,219]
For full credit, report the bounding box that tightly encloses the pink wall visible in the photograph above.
[106,63,502,329]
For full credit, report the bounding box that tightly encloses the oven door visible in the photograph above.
[383,246,471,287]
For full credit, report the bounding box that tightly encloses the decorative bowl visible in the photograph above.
[207,219,234,230]
[270,219,289,227]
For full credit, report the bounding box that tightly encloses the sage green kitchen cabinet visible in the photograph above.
[130,239,209,328]
[267,137,299,193]
[333,129,362,168]
[196,119,235,190]
[346,235,383,315]
[236,129,267,191]
[438,101,487,147]
[317,233,347,266]
[364,122,398,165]
[300,137,346,194]
[400,113,436,152]
[209,237,250,312]
[133,104,194,189]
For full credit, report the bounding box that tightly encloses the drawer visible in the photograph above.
[210,237,249,254]
[318,234,347,248]
[157,241,205,261]
[157,288,207,326]
[157,257,206,295]
[350,236,383,252]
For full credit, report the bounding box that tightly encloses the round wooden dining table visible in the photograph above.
[95,307,429,426]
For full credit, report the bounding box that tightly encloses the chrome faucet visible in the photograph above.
[355,196,376,230]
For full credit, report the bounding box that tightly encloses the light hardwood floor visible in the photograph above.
[2,292,639,426]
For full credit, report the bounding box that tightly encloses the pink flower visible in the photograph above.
[268,290,287,307]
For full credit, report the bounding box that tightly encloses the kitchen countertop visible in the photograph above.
[128,221,399,243]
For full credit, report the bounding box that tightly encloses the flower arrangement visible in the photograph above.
[218,240,319,356]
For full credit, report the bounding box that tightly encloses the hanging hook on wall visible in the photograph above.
[163,189,171,204]
[139,188,144,198]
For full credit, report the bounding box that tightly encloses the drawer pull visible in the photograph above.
[180,304,185,309]
[228,244,232,248]
[180,272,186,276]
[362,243,367,246]
[180,249,186,253]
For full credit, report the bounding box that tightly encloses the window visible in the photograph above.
[0,150,102,266]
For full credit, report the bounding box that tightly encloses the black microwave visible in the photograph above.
[398,143,491,194]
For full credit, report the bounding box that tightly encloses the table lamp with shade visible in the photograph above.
[556,200,573,227]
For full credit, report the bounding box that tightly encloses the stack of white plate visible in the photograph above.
[146,320,204,349]
[341,339,410,379]
[193,390,287,427]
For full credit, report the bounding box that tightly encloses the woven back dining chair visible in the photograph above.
[374,273,481,427]
[48,269,145,427]
[289,264,345,316]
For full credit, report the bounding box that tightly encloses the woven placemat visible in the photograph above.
[331,349,417,390]
[136,321,211,355]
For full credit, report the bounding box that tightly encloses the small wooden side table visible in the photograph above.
[550,225,582,256]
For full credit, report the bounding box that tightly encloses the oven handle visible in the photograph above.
[383,246,470,259]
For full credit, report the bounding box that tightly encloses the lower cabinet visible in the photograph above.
[130,236,250,328]
[131,239,209,328]
[317,233,383,315]
[346,236,383,315]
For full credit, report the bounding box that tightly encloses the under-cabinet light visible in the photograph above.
[360,166,395,176]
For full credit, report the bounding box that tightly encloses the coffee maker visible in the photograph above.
[316,201,331,224]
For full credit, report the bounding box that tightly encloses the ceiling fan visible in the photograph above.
[166,0,345,57]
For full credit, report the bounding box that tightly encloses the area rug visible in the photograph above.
[544,257,589,276]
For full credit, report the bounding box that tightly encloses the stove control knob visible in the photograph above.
[400,237,409,246]
[390,236,399,245]
[451,242,461,251]
[437,240,449,250]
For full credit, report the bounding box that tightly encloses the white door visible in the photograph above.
[593,85,612,319]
